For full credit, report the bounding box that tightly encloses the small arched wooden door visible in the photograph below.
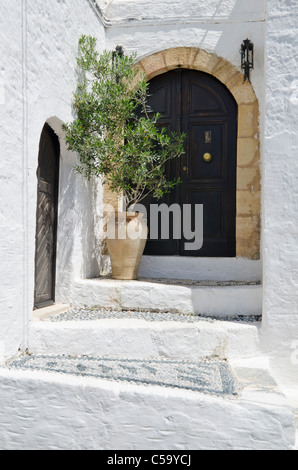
[34,124,60,309]
[144,69,238,257]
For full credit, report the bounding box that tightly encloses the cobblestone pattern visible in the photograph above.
[7,355,238,396]
[47,307,262,324]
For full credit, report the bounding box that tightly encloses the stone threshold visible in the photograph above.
[33,304,70,322]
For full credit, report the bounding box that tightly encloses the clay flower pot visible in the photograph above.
[106,212,148,280]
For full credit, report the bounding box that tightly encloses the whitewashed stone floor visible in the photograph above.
[1,304,295,450]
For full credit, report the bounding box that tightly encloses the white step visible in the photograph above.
[29,308,261,360]
[68,278,262,318]
[138,256,261,282]
[0,355,294,450]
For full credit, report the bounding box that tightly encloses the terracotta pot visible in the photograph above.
[106,212,148,280]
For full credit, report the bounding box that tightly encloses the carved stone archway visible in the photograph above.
[134,48,261,259]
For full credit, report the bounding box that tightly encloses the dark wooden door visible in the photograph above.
[34,124,60,309]
[144,69,237,257]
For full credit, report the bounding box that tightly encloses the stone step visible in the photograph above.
[29,307,261,360]
[0,355,294,450]
[68,278,262,318]
[138,256,261,282]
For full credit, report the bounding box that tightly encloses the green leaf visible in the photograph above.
[64,35,186,207]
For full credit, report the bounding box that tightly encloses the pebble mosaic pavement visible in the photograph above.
[47,307,261,324]
[7,355,238,396]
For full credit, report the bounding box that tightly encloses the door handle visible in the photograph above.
[203,153,212,163]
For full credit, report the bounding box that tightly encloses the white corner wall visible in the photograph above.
[0,1,25,362]
[0,0,105,362]
[261,0,298,386]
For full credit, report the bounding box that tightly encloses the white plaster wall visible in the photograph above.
[105,0,266,23]
[261,0,298,387]
[0,367,294,450]
[105,0,266,107]
[0,0,268,364]
[0,0,105,362]
[0,0,268,362]
[0,1,25,362]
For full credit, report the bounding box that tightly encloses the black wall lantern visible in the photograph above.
[112,45,124,63]
[112,46,124,83]
[240,39,254,83]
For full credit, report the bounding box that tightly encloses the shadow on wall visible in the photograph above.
[46,117,103,297]
[105,0,266,23]
[76,174,103,280]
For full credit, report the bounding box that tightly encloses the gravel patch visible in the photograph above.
[7,355,238,397]
[98,276,262,287]
[48,307,261,324]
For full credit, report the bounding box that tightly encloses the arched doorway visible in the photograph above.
[34,123,60,309]
[144,69,238,257]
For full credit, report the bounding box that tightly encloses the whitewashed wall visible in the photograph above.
[0,0,270,364]
[261,0,298,387]
[0,1,24,363]
[0,0,105,362]
[105,0,266,107]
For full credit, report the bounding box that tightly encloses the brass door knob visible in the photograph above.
[183,166,188,172]
[203,153,212,163]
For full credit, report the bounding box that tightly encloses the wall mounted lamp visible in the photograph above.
[112,45,124,62]
[240,39,254,83]
[112,46,124,83]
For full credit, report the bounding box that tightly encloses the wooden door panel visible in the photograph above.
[180,189,233,257]
[186,189,225,238]
[188,123,227,182]
[147,84,172,119]
[144,69,237,258]
[143,71,180,256]
[189,83,223,114]
[34,125,59,309]
[35,192,55,305]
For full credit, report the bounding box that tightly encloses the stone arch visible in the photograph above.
[135,48,261,259]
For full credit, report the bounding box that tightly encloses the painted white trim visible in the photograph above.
[88,0,266,29]
[86,0,109,26]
